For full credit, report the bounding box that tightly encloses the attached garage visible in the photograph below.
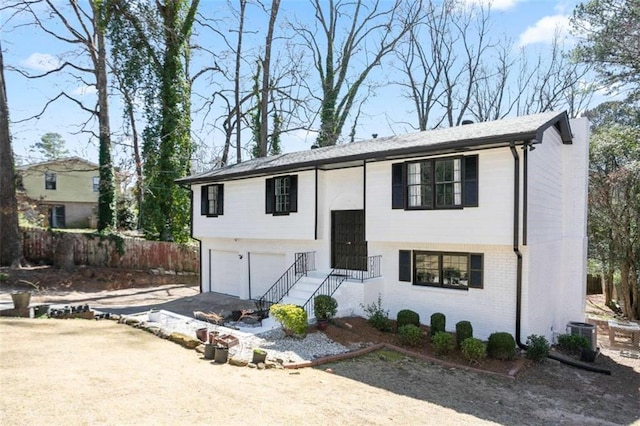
[249,252,286,299]
[208,250,241,296]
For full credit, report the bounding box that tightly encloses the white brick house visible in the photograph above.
[179,111,589,343]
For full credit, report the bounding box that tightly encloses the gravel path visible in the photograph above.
[126,309,350,364]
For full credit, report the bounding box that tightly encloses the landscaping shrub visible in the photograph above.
[396,309,420,329]
[455,320,473,348]
[313,295,338,320]
[361,294,391,331]
[430,312,446,337]
[269,304,308,337]
[557,333,590,356]
[398,324,424,347]
[525,334,550,362]
[431,331,454,355]
[487,332,516,360]
[461,337,486,365]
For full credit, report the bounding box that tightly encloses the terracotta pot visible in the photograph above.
[195,328,208,343]
[316,319,329,331]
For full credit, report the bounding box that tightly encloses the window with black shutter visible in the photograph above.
[402,250,484,291]
[391,155,478,210]
[266,175,298,215]
[201,184,224,216]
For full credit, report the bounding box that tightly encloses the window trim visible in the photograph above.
[404,250,483,290]
[200,183,224,217]
[45,172,57,190]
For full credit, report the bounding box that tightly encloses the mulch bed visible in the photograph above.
[315,316,529,378]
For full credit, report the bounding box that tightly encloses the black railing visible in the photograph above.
[331,255,382,282]
[255,251,315,311]
[301,255,382,319]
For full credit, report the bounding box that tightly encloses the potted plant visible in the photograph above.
[11,280,39,310]
[313,295,338,331]
[252,348,267,364]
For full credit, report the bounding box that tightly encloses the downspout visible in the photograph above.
[509,143,524,348]
[511,142,611,375]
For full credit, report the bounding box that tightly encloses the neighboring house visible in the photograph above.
[179,111,589,343]
[18,157,100,229]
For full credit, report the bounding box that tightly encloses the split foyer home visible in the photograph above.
[179,110,589,343]
[18,157,101,228]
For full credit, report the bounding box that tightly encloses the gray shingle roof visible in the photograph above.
[178,110,571,184]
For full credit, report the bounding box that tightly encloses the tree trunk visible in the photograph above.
[53,233,75,272]
[0,41,23,267]
[258,0,281,157]
[619,262,633,320]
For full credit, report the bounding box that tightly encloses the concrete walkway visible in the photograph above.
[0,284,257,320]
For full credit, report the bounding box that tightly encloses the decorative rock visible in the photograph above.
[168,332,200,349]
[247,363,257,368]
[228,357,249,367]
[256,362,266,370]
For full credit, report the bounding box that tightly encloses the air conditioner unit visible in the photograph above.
[566,321,597,350]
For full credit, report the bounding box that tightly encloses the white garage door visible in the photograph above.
[249,252,286,300]
[210,250,241,296]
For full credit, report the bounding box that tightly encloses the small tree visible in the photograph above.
[31,133,69,161]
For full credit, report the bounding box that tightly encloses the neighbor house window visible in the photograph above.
[399,250,483,290]
[200,184,224,216]
[392,155,478,209]
[265,175,298,215]
[92,176,100,192]
[45,172,57,190]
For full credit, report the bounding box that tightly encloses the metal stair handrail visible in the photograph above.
[255,251,315,311]
[301,254,382,319]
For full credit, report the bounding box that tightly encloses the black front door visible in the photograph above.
[331,210,367,271]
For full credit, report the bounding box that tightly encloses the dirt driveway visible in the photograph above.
[1,268,639,425]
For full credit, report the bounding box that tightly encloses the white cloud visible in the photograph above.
[72,85,97,96]
[462,0,521,11]
[20,53,61,72]
[518,14,571,46]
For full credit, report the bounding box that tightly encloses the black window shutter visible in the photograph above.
[399,250,411,282]
[265,178,274,214]
[392,163,405,209]
[217,184,224,215]
[201,186,208,215]
[289,175,298,212]
[463,155,478,207]
[469,253,483,288]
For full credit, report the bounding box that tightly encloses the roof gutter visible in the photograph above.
[510,142,610,375]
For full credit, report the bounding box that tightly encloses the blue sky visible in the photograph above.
[1,0,592,168]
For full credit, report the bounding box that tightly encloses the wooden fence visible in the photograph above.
[21,228,199,273]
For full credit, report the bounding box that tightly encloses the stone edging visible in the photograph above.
[117,316,523,379]
[284,342,522,380]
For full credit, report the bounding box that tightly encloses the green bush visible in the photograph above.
[313,295,338,320]
[487,332,516,360]
[431,331,454,355]
[455,321,473,348]
[525,334,550,362]
[269,304,308,337]
[396,309,420,329]
[461,337,486,365]
[430,312,446,337]
[398,324,424,347]
[557,334,590,355]
[361,294,391,332]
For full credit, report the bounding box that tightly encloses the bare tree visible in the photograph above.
[295,0,423,146]
[0,41,23,267]
[5,0,116,231]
